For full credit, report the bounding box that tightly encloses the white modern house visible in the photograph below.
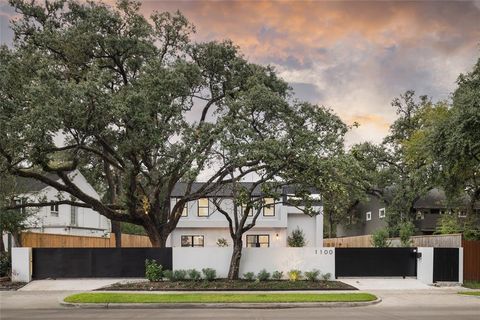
[11,170,111,237]
[167,183,323,248]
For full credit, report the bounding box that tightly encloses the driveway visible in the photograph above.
[18,278,145,291]
[339,278,435,290]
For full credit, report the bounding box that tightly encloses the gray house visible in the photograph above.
[336,188,480,237]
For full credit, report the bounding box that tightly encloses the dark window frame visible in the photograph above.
[246,234,270,248]
[262,198,276,217]
[197,198,209,217]
[50,204,59,217]
[173,198,188,217]
[181,235,205,247]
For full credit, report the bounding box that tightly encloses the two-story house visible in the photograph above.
[166,183,323,248]
[336,188,480,237]
[11,170,111,237]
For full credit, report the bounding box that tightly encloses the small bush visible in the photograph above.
[163,269,175,281]
[145,259,162,282]
[399,221,415,247]
[243,272,255,281]
[287,227,306,247]
[272,270,283,280]
[202,268,216,281]
[257,269,271,281]
[371,228,391,247]
[216,238,229,247]
[187,269,201,281]
[287,269,302,281]
[173,269,187,281]
[304,269,320,282]
[322,273,332,281]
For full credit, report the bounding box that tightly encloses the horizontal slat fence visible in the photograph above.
[20,232,152,248]
[324,233,462,248]
[462,240,480,281]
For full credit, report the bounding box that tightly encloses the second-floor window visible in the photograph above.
[379,208,386,219]
[263,198,275,217]
[181,235,204,247]
[246,234,270,247]
[70,206,78,226]
[51,204,59,217]
[173,198,188,217]
[239,204,253,217]
[197,198,209,217]
[366,211,372,221]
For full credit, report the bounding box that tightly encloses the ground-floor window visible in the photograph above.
[181,235,204,247]
[246,234,270,247]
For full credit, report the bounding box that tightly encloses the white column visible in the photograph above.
[458,248,464,284]
[11,247,32,283]
[417,247,434,285]
[315,208,324,247]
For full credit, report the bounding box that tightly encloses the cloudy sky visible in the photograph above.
[1,0,479,145]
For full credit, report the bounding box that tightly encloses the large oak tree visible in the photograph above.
[0,0,347,247]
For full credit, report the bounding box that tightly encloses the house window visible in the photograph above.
[416,210,425,220]
[173,198,188,217]
[263,198,275,216]
[50,204,59,217]
[70,206,78,226]
[379,208,386,219]
[181,235,204,247]
[246,235,270,247]
[366,211,372,221]
[239,204,253,217]
[197,198,209,217]
[14,198,27,215]
[458,211,467,218]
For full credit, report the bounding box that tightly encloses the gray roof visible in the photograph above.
[413,188,480,210]
[15,173,61,193]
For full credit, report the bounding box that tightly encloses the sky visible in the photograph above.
[1,0,479,145]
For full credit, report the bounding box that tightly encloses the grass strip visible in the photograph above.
[458,291,480,296]
[64,292,377,304]
[462,281,480,289]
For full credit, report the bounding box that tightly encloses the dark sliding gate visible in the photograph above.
[335,247,418,277]
[32,248,172,279]
[433,248,459,282]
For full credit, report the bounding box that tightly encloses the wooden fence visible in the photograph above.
[20,232,152,248]
[323,233,463,248]
[462,240,480,281]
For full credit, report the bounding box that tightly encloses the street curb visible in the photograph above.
[60,298,382,309]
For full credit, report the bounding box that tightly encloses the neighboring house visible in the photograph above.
[166,183,323,248]
[12,170,111,237]
[336,188,480,237]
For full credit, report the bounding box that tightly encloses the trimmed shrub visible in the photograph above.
[257,269,271,281]
[173,269,187,281]
[322,272,332,281]
[163,269,175,281]
[287,269,302,281]
[287,227,306,247]
[304,269,320,282]
[202,268,216,281]
[243,272,255,281]
[145,259,162,282]
[272,270,283,280]
[399,221,415,247]
[187,269,201,281]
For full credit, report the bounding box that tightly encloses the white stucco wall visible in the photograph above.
[11,247,32,282]
[172,247,335,279]
[417,247,434,284]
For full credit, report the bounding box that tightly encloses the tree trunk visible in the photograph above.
[328,213,334,238]
[228,237,243,280]
[144,222,169,248]
[112,221,122,247]
[0,227,5,253]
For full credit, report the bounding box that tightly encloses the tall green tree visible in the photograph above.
[0,0,347,247]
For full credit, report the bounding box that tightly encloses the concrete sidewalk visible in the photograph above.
[19,278,145,291]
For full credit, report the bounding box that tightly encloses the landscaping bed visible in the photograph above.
[65,292,375,304]
[99,279,356,291]
[0,277,26,291]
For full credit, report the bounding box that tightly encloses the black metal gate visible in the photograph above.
[32,247,172,279]
[335,248,418,277]
[433,248,459,282]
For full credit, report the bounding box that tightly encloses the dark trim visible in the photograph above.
[262,198,276,217]
[181,235,205,247]
[246,234,270,247]
[197,198,209,217]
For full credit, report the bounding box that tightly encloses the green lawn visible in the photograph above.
[459,291,480,296]
[64,292,377,304]
[462,281,480,289]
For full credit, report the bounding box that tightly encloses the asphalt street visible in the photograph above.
[1,289,479,320]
